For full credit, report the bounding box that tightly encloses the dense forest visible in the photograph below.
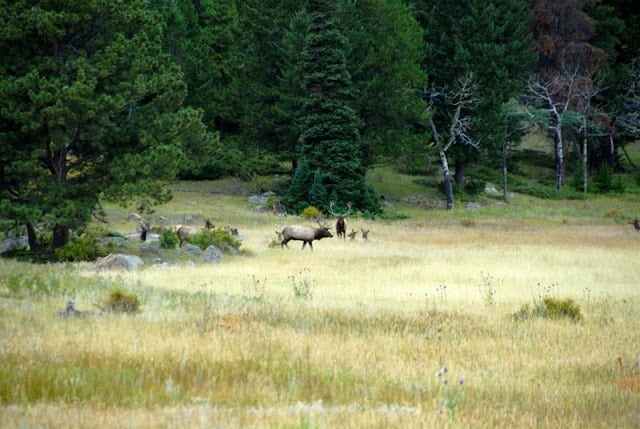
[1,0,640,253]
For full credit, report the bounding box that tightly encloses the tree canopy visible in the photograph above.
[0,0,214,252]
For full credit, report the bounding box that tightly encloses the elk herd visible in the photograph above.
[134,200,371,252]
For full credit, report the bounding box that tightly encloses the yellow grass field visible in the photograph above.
[1,185,639,428]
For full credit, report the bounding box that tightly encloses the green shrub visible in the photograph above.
[512,296,582,322]
[159,228,179,249]
[55,235,106,262]
[594,164,625,193]
[187,228,241,252]
[101,288,140,314]
[300,206,322,220]
[543,297,582,321]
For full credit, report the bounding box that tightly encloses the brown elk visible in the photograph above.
[630,219,640,233]
[139,221,151,242]
[176,219,214,248]
[329,201,352,240]
[347,229,357,240]
[361,229,370,240]
[280,223,333,250]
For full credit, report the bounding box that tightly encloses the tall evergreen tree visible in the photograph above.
[285,1,380,214]
[412,0,535,187]
[335,0,429,166]
[0,0,213,253]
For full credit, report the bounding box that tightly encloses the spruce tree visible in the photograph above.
[287,1,380,215]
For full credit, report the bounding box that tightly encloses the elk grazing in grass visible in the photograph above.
[280,223,333,250]
[329,201,352,240]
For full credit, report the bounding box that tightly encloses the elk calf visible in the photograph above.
[361,229,370,240]
[347,229,357,240]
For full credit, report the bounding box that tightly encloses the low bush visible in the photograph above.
[55,235,107,262]
[101,288,140,314]
[159,228,179,249]
[186,228,241,252]
[300,206,322,220]
[512,296,582,322]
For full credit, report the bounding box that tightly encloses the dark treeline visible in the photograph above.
[1,0,639,252]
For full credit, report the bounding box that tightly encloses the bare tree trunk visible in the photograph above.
[51,224,70,252]
[554,123,564,190]
[454,159,464,185]
[502,142,509,203]
[608,133,615,169]
[26,222,39,253]
[582,116,588,195]
[440,150,454,210]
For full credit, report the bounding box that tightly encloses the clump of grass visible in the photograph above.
[617,356,640,393]
[435,361,465,422]
[290,269,314,300]
[460,218,475,227]
[101,288,140,314]
[477,272,497,308]
[512,296,582,322]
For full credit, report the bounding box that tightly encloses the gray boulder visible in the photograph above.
[95,253,144,271]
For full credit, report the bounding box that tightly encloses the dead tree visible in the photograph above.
[329,201,352,239]
[424,73,479,209]
[525,66,596,190]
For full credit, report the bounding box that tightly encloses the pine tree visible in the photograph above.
[287,1,380,214]
[0,0,213,253]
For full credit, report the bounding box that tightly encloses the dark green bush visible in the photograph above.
[55,235,106,262]
[187,228,241,252]
[159,228,179,249]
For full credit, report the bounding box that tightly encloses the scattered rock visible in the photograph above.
[204,245,222,263]
[95,253,144,271]
[0,237,28,254]
[58,301,94,317]
[183,244,202,253]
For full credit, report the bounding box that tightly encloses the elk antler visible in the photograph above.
[329,201,352,217]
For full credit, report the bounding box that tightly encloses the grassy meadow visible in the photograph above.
[1,169,640,428]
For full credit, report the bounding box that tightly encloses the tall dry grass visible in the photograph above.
[1,208,639,428]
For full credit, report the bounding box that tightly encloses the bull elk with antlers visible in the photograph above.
[329,201,352,240]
